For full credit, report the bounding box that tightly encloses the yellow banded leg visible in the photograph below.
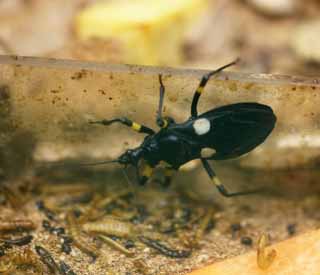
[196,86,204,94]
[201,158,261,198]
[191,59,239,117]
[158,118,168,128]
[139,164,154,185]
[131,122,142,131]
[212,176,222,187]
[162,167,176,188]
[90,117,154,135]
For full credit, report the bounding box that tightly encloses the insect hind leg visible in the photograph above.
[190,59,239,118]
[201,158,261,197]
[161,166,176,188]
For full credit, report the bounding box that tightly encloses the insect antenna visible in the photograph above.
[37,159,119,170]
[75,159,119,166]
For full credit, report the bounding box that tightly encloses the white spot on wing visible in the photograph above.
[193,118,211,135]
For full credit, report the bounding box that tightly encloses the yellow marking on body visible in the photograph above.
[212,177,222,186]
[142,165,153,177]
[159,161,170,167]
[132,122,142,131]
[196,86,204,94]
[201,148,216,158]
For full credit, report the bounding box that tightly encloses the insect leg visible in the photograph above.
[201,158,260,197]
[90,117,154,135]
[138,163,154,185]
[162,166,176,188]
[190,59,239,118]
[156,74,169,128]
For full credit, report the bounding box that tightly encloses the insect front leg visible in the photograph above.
[90,117,154,135]
[137,163,154,185]
[201,158,261,197]
[190,59,239,118]
[156,74,168,128]
[162,166,177,188]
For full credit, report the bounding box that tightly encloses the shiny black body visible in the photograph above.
[133,102,276,169]
[92,60,277,197]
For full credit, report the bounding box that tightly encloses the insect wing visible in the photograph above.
[198,102,276,160]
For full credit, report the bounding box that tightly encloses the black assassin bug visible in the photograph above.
[90,60,276,197]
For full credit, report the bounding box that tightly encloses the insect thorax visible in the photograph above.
[140,130,200,168]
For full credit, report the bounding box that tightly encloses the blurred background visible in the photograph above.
[1,0,320,193]
[1,2,320,274]
[1,0,320,75]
